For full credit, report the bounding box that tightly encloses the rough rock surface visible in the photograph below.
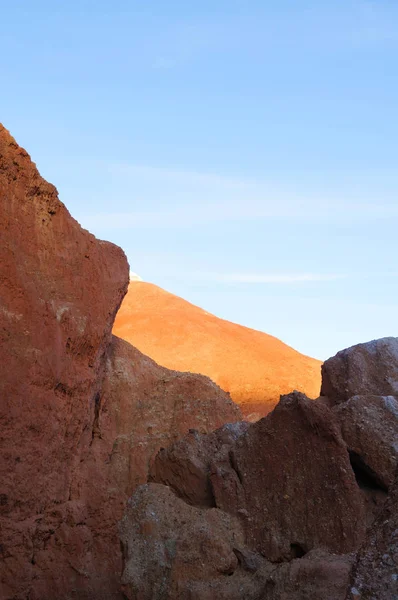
[265,550,354,600]
[231,393,366,560]
[70,336,241,594]
[114,281,322,420]
[131,339,398,599]
[119,483,245,600]
[149,421,249,507]
[123,392,368,598]
[334,394,398,491]
[120,485,354,600]
[120,483,353,600]
[98,337,241,495]
[0,334,240,600]
[0,124,129,514]
[321,337,398,405]
[0,123,129,599]
[0,125,241,600]
[346,477,398,600]
[151,392,365,562]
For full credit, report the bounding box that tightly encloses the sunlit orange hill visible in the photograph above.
[113,281,322,420]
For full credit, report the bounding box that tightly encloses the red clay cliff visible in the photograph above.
[0,124,240,600]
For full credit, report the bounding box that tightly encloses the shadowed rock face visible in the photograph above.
[324,340,398,526]
[119,483,246,600]
[231,392,366,560]
[0,125,241,600]
[334,394,398,491]
[346,478,398,600]
[148,422,250,507]
[34,336,239,599]
[121,392,362,600]
[113,281,322,420]
[121,339,398,600]
[150,392,366,562]
[120,484,355,600]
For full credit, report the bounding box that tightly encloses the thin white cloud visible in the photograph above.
[77,162,398,231]
[84,202,398,231]
[194,273,345,284]
[109,163,253,189]
[153,57,175,69]
[142,3,398,72]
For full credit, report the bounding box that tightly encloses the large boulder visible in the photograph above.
[321,337,398,405]
[0,336,240,600]
[222,392,366,560]
[0,125,241,599]
[149,421,249,507]
[334,395,398,492]
[264,550,354,600]
[96,337,241,496]
[119,483,246,600]
[120,484,354,600]
[149,392,366,562]
[69,336,241,592]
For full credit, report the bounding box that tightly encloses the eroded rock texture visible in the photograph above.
[122,394,363,599]
[120,484,354,600]
[231,392,365,560]
[119,483,245,600]
[71,336,241,595]
[150,392,365,562]
[149,421,249,507]
[0,125,241,599]
[346,478,398,600]
[334,394,398,491]
[0,123,128,599]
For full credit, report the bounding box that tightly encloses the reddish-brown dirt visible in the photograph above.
[114,282,322,419]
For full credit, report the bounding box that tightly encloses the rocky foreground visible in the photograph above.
[123,338,398,599]
[0,124,397,599]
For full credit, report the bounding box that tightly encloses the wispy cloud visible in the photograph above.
[109,163,253,189]
[201,273,345,284]
[77,162,398,231]
[152,57,175,70]
[129,269,344,285]
[140,2,398,72]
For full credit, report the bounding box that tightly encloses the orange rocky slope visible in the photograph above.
[113,281,322,419]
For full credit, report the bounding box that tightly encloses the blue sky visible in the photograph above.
[2,0,397,359]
